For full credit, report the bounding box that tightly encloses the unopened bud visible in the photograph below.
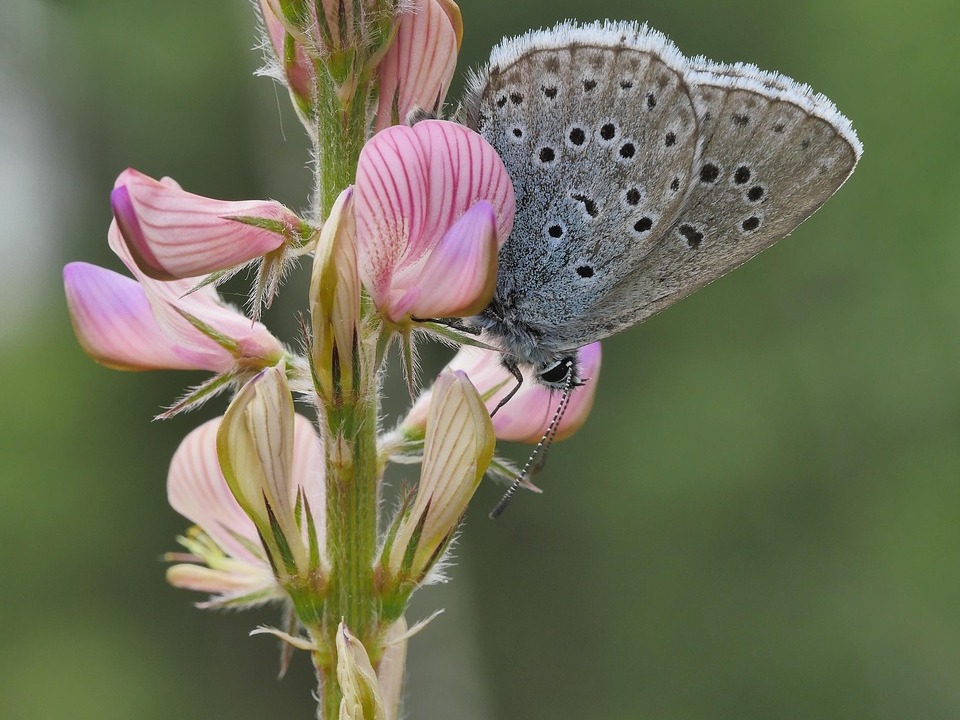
[387,371,494,581]
[336,622,386,720]
[218,365,314,579]
[310,187,360,403]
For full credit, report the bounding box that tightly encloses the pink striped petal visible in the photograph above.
[63,262,228,371]
[168,417,263,564]
[374,0,458,131]
[111,168,295,280]
[393,200,498,320]
[355,120,514,322]
[107,221,284,370]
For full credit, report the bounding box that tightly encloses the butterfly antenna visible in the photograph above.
[489,376,574,519]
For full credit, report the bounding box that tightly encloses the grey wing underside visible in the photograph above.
[463,21,861,353]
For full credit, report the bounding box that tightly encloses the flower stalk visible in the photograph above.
[62,3,604,718]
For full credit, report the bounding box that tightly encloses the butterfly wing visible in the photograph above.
[465,21,860,354]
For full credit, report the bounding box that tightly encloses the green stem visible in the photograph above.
[314,65,370,221]
[312,62,382,718]
[316,657,340,720]
[324,390,380,634]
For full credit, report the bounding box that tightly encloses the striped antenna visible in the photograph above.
[488,373,575,519]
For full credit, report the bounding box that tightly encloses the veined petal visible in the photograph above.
[291,413,326,549]
[355,120,514,322]
[394,200,498,320]
[310,187,360,400]
[374,0,458,132]
[111,168,294,280]
[168,417,263,563]
[435,0,463,50]
[107,220,284,371]
[377,618,408,720]
[166,563,275,598]
[63,262,209,371]
[355,124,430,304]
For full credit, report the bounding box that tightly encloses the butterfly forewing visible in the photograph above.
[465,27,701,329]
[464,21,861,359]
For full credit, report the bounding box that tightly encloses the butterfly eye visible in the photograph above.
[537,357,575,387]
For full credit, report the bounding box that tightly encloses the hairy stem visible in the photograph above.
[312,64,382,717]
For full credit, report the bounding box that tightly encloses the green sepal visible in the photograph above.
[226,214,292,237]
[400,498,430,577]
[278,0,310,27]
[286,579,325,628]
[172,305,242,356]
[378,488,414,574]
[416,321,499,351]
[264,492,299,576]
[301,488,322,573]
[155,371,237,420]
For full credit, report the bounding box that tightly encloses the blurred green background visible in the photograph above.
[3,0,958,718]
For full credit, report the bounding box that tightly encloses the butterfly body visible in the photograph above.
[462,21,861,385]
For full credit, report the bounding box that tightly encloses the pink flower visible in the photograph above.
[63,220,284,373]
[405,343,602,443]
[110,168,306,281]
[166,413,324,608]
[354,120,514,325]
[374,0,461,131]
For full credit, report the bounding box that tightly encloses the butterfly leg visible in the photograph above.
[410,316,482,335]
[489,361,524,418]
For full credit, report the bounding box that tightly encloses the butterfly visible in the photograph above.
[462,20,861,390]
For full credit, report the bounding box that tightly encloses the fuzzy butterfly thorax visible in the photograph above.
[462,20,861,381]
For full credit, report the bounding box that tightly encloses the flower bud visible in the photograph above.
[387,371,494,581]
[64,220,285,379]
[336,622,386,720]
[218,365,322,580]
[258,0,317,112]
[111,168,305,281]
[260,0,401,108]
[164,414,324,609]
[310,187,361,402]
